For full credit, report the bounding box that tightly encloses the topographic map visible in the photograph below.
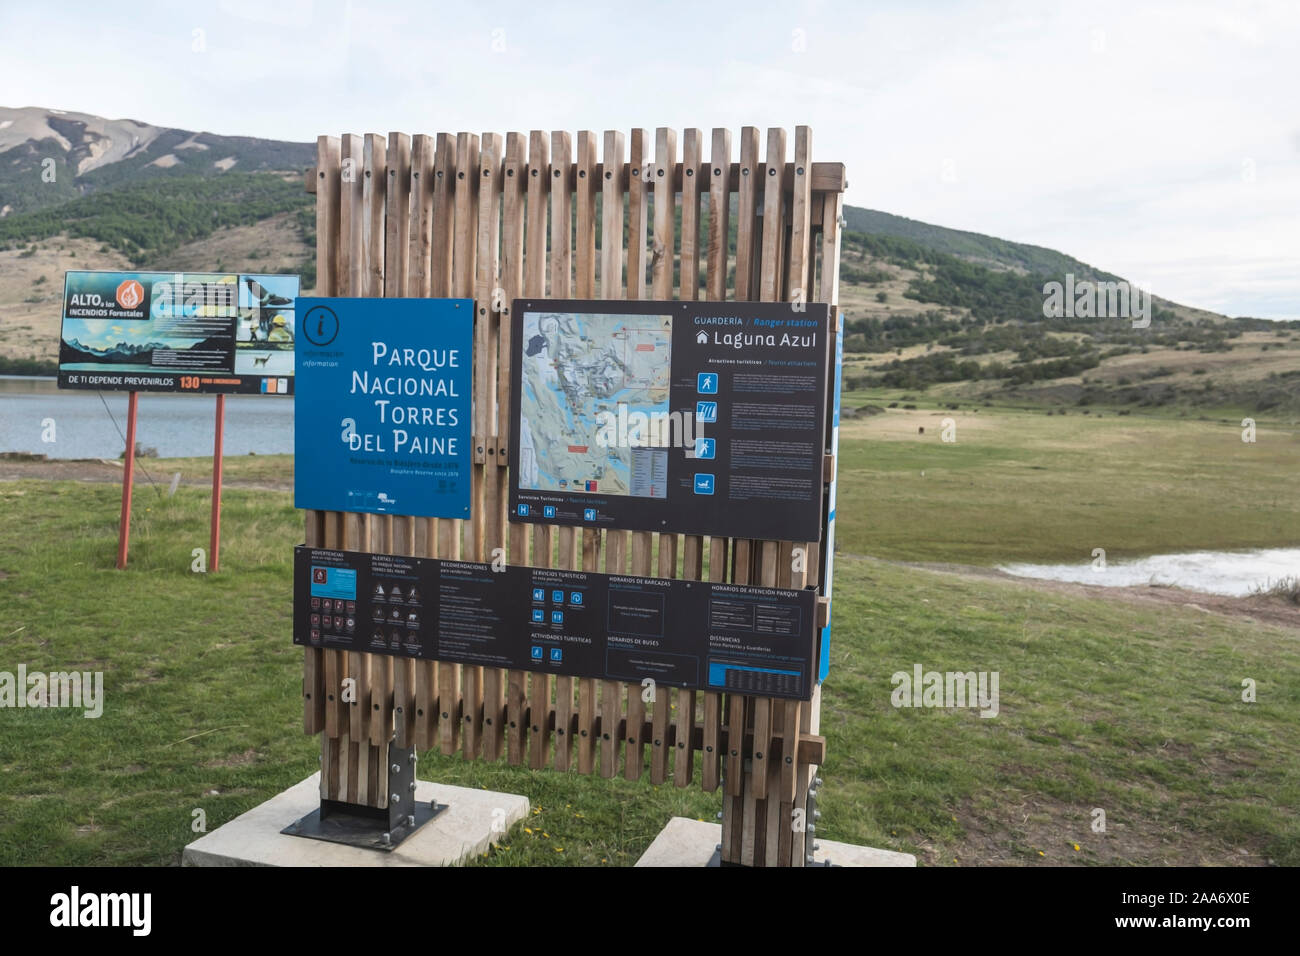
[518,311,672,498]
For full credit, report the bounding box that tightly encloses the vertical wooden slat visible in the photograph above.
[549,130,577,772]
[476,132,505,559]
[721,693,746,859]
[330,134,365,807]
[315,136,342,297]
[430,133,456,297]
[396,135,437,752]
[574,129,601,775]
[680,128,703,301]
[621,126,653,781]
[575,131,599,295]
[645,127,679,786]
[722,126,761,863]
[674,531,702,788]
[385,133,411,297]
[477,132,507,762]
[363,133,387,299]
[627,128,650,300]
[624,533,652,781]
[392,520,417,750]
[734,127,761,301]
[452,133,484,758]
[322,511,345,800]
[600,130,626,304]
[524,129,553,771]
[699,539,727,792]
[649,127,676,301]
[787,126,813,308]
[744,127,792,862]
[347,632,371,803]
[303,135,339,739]
[820,191,843,306]
[742,705,769,867]
[408,135,434,296]
[597,134,626,797]
[651,538,678,787]
[413,655,437,752]
[698,127,731,793]
[303,632,325,735]
[601,529,627,778]
[773,125,816,866]
[341,134,364,297]
[651,542,678,786]
[797,184,842,866]
[502,131,529,766]
[759,127,787,304]
[362,149,390,789]
[706,128,731,302]
[549,130,573,304]
[429,132,461,758]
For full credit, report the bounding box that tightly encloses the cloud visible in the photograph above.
[1,0,1295,316]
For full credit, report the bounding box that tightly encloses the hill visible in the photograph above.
[0,108,1295,414]
[0,106,313,218]
[842,206,1121,280]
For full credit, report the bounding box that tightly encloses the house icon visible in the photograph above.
[696,331,708,344]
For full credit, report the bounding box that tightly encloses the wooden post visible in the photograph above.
[115,391,138,570]
[209,394,225,573]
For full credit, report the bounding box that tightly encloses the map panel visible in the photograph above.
[509,298,832,542]
[518,310,672,499]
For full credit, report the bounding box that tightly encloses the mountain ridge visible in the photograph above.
[2,107,1295,415]
[0,106,1164,301]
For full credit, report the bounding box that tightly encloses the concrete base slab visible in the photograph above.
[183,773,528,867]
[634,817,917,867]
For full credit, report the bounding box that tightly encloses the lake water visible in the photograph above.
[1000,548,1300,598]
[5,375,1297,597]
[0,375,293,459]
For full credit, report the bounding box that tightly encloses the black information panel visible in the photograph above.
[294,545,817,700]
[508,299,832,542]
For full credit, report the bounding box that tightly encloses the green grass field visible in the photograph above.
[835,401,1300,563]
[0,408,1297,866]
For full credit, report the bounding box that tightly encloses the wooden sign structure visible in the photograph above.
[302,126,845,867]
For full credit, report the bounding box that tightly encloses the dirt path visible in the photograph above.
[883,556,1300,631]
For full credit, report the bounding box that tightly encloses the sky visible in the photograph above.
[2,0,1296,318]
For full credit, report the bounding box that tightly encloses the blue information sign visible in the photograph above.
[294,298,474,518]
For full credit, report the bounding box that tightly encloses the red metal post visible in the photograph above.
[116,391,139,570]
[210,394,225,573]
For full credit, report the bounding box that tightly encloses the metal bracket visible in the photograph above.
[707,774,835,867]
[804,776,834,867]
[282,739,447,851]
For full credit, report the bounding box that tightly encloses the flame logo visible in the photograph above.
[116,279,144,310]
